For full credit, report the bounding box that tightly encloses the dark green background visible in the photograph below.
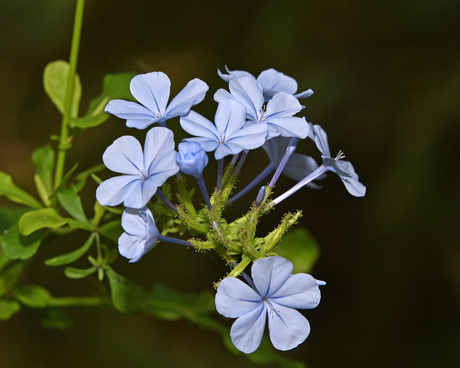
[1,0,459,367]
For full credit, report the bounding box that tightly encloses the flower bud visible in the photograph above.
[176,141,208,178]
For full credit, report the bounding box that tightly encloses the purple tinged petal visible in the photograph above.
[252,256,293,297]
[180,111,219,141]
[340,175,367,197]
[165,78,209,118]
[216,277,262,318]
[105,100,159,129]
[226,122,268,149]
[228,77,264,121]
[102,136,144,175]
[130,72,170,116]
[270,273,321,309]
[230,303,267,354]
[267,303,311,351]
[96,176,140,206]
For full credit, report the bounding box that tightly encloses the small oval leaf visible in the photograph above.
[64,266,97,279]
[107,267,146,314]
[18,208,68,236]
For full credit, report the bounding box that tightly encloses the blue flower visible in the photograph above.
[118,207,160,263]
[214,76,309,140]
[215,256,323,354]
[96,126,179,209]
[218,66,314,101]
[176,141,209,178]
[105,72,209,129]
[180,99,268,160]
[310,123,366,197]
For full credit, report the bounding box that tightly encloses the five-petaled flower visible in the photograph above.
[214,76,309,140]
[218,66,314,101]
[118,207,160,263]
[96,126,179,209]
[215,256,323,354]
[180,99,268,160]
[105,71,209,129]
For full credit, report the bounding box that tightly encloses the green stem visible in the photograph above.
[48,296,110,308]
[54,0,85,189]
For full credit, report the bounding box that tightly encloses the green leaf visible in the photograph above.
[276,227,320,274]
[45,233,95,266]
[0,258,24,296]
[64,266,97,279]
[39,308,73,329]
[32,144,55,193]
[34,174,50,207]
[13,284,51,308]
[106,267,146,314]
[69,112,109,129]
[74,164,105,193]
[56,185,91,229]
[0,221,42,260]
[43,60,81,118]
[146,283,215,321]
[18,208,67,236]
[98,219,122,243]
[86,72,136,116]
[0,171,42,209]
[0,299,21,320]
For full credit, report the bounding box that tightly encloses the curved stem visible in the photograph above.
[269,137,299,189]
[196,175,212,211]
[156,189,179,214]
[54,0,85,189]
[159,235,193,247]
[227,164,275,203]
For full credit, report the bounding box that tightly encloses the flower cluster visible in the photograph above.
[97,67,366,354]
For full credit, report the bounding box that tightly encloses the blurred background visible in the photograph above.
[1,0,459,367]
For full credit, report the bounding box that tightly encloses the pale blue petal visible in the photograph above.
[262,136,291,164]
[144,127,176,170]
[266,117,309,139]
[121,207,147,237]
[265,92,303,118]
[228,77,264,121]
[230,303,267,354]
[130,72,170,116]
[165,78,209,118]
[340,175,367,197]
[118,233,145,262]
[219,66,255,81]
[214,143,242,160]
[215,277,262,318]
[284,154,325,189]
[102,136,144,175]
[180,111,219,141]
[226,122,268,150]
[123,179,158,209]
[257,69,298,95]
[312,124,331,157]
[294,89,314,99]
[104,100,159,129]
[252,256,293,297]
[267,303,310,351]
[147,150,179,184]
[183,137,219,152]
[214,100,247,138]
[270,274,321,309]
[213,88,235,103]
[96,176,140,206]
